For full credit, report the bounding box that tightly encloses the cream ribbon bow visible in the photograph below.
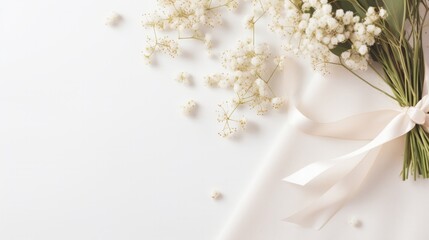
[283,64,429,230]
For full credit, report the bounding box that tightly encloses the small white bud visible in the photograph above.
[271,97,284,109]
[358,45,368,55]
[105,12,122,27]
[182,100,197,115]
[379,8,387,18]
[211,191,222,200]
[348,216,362,227]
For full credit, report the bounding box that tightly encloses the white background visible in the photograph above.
[0,1,294,239]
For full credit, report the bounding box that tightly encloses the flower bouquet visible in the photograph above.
[282,0,429,181]
[277,0,429,229]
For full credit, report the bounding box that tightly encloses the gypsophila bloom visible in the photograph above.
[277,0,387,70]
[204,74,223,87]
[146,0,287,137]
[217,102,238,137]
[143,0,239,63]
[143,36,179,64]
[210,38,286,136]
[271,97,284,109]
[239,117,247,129]
[182,100,197,115]
[379,8,388,19]
[244,15,255,29]
[208,39,280,112]
[105,12,122,27]
[211,190,222,200]
[176,72,191,84]
[204,34,214,55]
[273,55,286,70]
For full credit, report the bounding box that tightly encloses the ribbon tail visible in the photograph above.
[283,151,366,187]
[284,147,381,230]
[284,112,414,187]
[283,111,416,229]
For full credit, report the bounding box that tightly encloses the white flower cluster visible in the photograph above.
[143,36,179,63]
[207,39,285,137]
[282,0,387,70]
[245,0,285,32]
[143,0,238,63]
[341,7,387,70]
[145,0,288,137]
[216,101,249,137]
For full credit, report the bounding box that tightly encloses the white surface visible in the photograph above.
[0,1,291,240]
[3,1,427,239]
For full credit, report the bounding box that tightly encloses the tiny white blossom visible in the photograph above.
[143,0,238,61]
[374,27,382,35]
[211,191,222,200]
[176,72,191,84]
[358,45,368,55]
[106,12,122,27]
[271,97,284,109]
[204,34,213,50]
[341,50,351,59]
[367,7,375,15]
[336,9,344,18]
[182,100,197,115]
[251,57,262,66]
[244,15,255,29]
[322,4,332,14]
[366,24,376,33]
[379,8,387,19]
[239,117,247,129]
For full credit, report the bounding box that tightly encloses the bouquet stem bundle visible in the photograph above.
[327,0,429,180]
[367,0,429,180]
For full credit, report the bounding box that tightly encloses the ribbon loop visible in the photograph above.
[405,106,426,125]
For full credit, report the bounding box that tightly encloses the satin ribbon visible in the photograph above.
[283,64,429,230]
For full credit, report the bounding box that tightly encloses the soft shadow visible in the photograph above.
[179,49,194,60]
[245,120,260,135]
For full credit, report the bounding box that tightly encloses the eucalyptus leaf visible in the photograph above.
[335,0,365,17]
[356,0,378,8]
[330,41,352,56]
[382,0,406,36]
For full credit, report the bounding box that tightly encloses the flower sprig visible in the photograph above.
[143,0,239,63]
[210,39,284,137]
[144,0,287,137]
[207,0,286,137]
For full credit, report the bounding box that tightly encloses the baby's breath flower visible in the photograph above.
[239,117,247,129]
[210,38,285,135]
[147,0,287,137]
[182,100,197,115]
[105,12,122,27]
[276,0,386,71]
[274,56,286,70]
[204,34,213,50]
[143,36,179,63]
[379,8,388,19]
[143,0,238,63]
[205,74,224,87]
[176,72,191,84]
[271,97,284,110]
[244,15,255,29]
